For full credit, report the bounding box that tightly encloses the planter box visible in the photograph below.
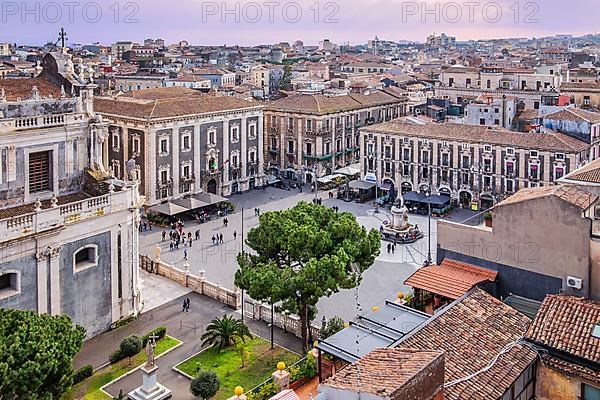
[485,219,493,227]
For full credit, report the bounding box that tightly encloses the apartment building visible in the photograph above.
[437,65,562,109]
[264,90,408,181]
[95,87,264,203]
[360,119,591,209]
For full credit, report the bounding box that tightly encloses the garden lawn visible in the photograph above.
[67,335,180,400]
[176,336,300,400]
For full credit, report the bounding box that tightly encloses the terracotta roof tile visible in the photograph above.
[525,294,600,363]
[543,108,600,124]
[562,158,600,184]
[496,184,597,210]
[365,120,589,153]
[323,348,444,397]
[265,90,404,115]
[0,76,62,101]
[404,259,498,300]
[95,87,260,120]
[399,289,537,400]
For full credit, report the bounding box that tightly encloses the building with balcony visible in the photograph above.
[264,89,407,181]
[359,119,591,209]
[0,50,142,338]
[94,87,264,203]
[437,65,562,109]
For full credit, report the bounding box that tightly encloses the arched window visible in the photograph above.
[73,245,99,272]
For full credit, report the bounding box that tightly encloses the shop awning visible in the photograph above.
[349,180,376,190]
[379,182,393,191]
[402,191,427,202]
[148,201,189,216]
[404,259,498,300]
[192,192,227,206]
[422,195,451,207]
[173,197,208,210]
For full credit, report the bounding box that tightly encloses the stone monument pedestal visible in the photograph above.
[128,365,172,400]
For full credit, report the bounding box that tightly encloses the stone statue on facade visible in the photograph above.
[126,157,138,181]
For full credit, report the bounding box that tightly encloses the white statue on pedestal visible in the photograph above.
[390,192,409,231]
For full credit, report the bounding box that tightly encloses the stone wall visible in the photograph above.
[141,255,320,340]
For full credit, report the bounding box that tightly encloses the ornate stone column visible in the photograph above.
[49,245,62,316]
[35,248,49,315]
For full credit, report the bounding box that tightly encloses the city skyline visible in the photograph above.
[3,0,599,46]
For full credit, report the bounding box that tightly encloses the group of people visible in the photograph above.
[211,233,224,245]
[254,208,261,216]
[181,297,191,312]
[386,242,397,254]
[139,220,153,232]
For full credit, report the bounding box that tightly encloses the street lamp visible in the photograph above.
[425,190,432,267]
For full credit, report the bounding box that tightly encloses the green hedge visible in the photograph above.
[73,364,93,384]
[109,327,167,364]
[142,326,167,347]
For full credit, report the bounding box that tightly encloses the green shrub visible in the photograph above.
[287,364,302,383]
[72,364,93,384]
[255,381,278,400]
[300,352,317,379]
[320,316,345,339]
[142,326,167,347]
[190,370,220,400]
[109,348,123,364]
[119,335,142,364]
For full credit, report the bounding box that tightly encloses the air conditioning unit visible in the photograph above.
[567,276,583,290]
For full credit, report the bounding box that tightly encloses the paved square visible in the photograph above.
[140,186,439,322]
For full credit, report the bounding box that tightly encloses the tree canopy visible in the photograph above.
[200,315,252,353]
[235,201,380,349]
[0,309,85,399]
[279,64,293,90]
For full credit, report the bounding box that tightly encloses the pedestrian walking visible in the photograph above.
[392,244,396,254]
[387,243,391,253]
[169,241,174,251]
[211,235,216,245]
[195,230,200,241]
[188,238,192,247]
[148,221,152,231]
[182,298,187,312]
[185,297,190,312]
[219,233,223,244]
[233,230,237,240]
[183,248,188,260]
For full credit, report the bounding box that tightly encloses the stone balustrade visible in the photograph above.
[1,113,84,133]
[0,186,140,244]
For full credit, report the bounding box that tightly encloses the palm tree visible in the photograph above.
[201,315,252,353]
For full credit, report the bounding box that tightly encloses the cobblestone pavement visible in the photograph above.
[139,186,440,322]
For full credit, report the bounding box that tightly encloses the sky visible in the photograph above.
[2,0,598,46]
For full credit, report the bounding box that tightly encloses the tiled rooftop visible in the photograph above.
[364,120,589,153]
[94,87,260,120]
[526,294,600,363]
[323,348,443,397]
[543,108,600,124]
[265,90,405,115]
[398,289,537,400]
[496,184,598,210]
[0,76,63,101]
[561,158,600,184]
[404,259,498,300]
